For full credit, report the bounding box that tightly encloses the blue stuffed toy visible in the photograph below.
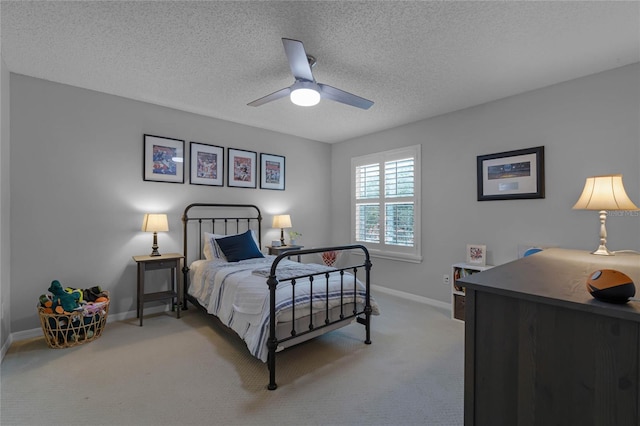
[48,280,80,313]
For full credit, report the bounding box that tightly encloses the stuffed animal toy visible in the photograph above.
[65,287,84,304]
[48,280,81,313]
[83,285,107,302]
[39,294,54,314]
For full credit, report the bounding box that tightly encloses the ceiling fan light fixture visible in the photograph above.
[248,38,373,109]
[290,81,320,107]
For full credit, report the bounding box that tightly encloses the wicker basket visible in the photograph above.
[38,294,110,349]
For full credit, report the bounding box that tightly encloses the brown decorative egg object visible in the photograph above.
[586,269,635,304]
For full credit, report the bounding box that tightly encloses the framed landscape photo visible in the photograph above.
[190,142,224,186]
[227,148,257,188]
[477,146,544,201]
[143,134,184,183]
[466,244,486,266]
[260,153,285,190]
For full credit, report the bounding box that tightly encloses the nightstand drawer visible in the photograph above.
[143,259,179,271]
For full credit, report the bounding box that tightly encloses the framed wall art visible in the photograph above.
[143,134,184,183]
[477,146,544,201]
[227,148,257,188]
[466,244,486,266]
[260,153,285,190]
[190,142,224,186]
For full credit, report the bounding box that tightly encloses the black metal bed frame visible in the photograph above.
[181,203,373,390]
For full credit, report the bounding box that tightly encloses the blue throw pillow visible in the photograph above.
[215,230,264,262]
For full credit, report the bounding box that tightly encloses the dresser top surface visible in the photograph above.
[459,248,640,321]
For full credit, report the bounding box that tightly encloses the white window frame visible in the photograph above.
[351,145,422,263]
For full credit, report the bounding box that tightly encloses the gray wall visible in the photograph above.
[6,64,640,336]
[9,74,332,332]
[331,64,640,303]
[1,56,11,352]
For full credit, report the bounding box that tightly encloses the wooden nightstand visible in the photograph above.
[132,253,184,326]
[266,245,304,262]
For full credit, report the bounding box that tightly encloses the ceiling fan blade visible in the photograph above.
[247,87,291,107]
[318,84,374,110]
[282,38,314,82]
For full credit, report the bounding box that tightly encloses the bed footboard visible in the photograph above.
[266,245,372,390]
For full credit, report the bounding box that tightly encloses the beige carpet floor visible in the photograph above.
[1,292,464,426]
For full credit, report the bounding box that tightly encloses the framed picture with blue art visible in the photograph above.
[143,134,184,183]
[260,153,285,190]
[227,148,257,188]
[190,142,224,186]
[477,146,544,201]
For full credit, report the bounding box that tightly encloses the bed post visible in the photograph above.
[181,208,190,310]
[354,246,372,344]
[363,253,372,344]
[266,274,279,390]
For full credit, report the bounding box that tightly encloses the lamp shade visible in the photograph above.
[572,175,639,211]
[141,213,169,232]
[272,214,292,229]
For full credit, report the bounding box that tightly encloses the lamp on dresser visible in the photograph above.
[141,213,169,256]
[572,174,639,255]
[272,214,292,246]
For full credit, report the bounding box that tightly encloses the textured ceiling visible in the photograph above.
[1,1,639,143]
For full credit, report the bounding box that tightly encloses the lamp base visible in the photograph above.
[150,232,161,256]
[590,210,614,255]
[592,244,614,256]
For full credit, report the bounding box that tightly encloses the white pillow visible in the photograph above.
[202,232,219,260]
[203,230,260,260]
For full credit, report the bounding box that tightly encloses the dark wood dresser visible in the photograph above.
[459,248,640,426]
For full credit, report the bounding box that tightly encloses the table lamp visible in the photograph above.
[272,214,292,246]
[572,174,639,255]
[142,213,169,256]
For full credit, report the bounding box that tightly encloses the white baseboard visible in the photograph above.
[1,333,13,361]
[372,284,450,311]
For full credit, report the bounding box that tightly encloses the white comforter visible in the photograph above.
[188,256,379,361]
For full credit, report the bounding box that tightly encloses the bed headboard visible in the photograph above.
[181,203,262,267]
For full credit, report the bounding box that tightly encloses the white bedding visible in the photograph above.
[188,256,379,361]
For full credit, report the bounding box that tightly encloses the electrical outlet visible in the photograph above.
[443,274,450,285]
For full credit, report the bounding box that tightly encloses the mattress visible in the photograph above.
[188,256,379,361]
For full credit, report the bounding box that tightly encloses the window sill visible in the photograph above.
[353,249,422,264]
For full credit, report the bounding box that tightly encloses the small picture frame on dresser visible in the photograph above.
[466,244,486,266]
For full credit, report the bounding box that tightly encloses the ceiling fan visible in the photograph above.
[247,38,374,110]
